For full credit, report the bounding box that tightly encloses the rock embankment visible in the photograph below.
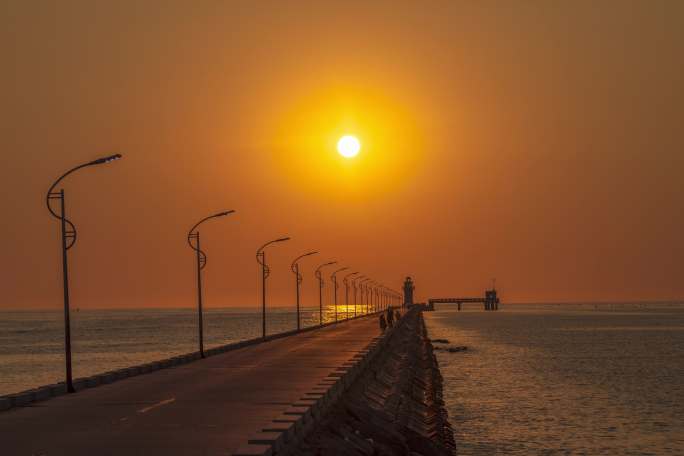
[290,308,456,455]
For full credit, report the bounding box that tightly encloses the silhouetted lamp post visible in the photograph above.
[377,284,385,311]
[187,210,235,358]
[365,281,375,313]
[352,275,366,318]
[46,153,122,393]
[375,285,381,313]
[290,251,318,331]
[330,267,348,323]
[314,261,337,325]
[359,278,371,314]
[256,237,290,338]
[342,271,359,320]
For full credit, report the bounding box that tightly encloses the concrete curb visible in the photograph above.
[232,312,406,456]
[0,311,385,413]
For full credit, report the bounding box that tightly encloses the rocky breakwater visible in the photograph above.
[290,308,456,455]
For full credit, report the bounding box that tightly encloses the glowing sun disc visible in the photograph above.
[337,135,361,158]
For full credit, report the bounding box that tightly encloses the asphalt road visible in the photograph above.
[0,317,381,455]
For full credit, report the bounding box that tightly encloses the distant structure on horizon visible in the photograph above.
[402,276,500,311]
[403,277,415,307]
[425,286,500,311]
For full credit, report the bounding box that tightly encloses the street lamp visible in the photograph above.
[256,237,290,338]
[352,275,366,318]
[187,210,235,358]
[359,278,372,314]
[315,261,337,325]
[365,280,374,313]
[342,271,359,320]
[46,153,122,392]
[330,267,348,323]
[374,285,380,313]
[290,251,318,331]
[377,284,385,312]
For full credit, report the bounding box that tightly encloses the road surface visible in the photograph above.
[0,317,381,455]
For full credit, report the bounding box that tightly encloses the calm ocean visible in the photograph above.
[424,303,684,455]
[0,306,355,397]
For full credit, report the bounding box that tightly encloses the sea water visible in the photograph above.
[424,303,684,455]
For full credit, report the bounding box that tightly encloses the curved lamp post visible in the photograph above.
[352,275,366,318]
[330,267,348,323]
[46,153,122,392]
[359,278,372,314]
[187,210,235,358]
[376,284,385,312]
[291,251,318,331]
[342,271,359,320]
[256,237,290,338]
[384,287,391,311]
[314,261,337,325]
[374,285,381,313]
[365,280,375,313]
[384,287,394,311]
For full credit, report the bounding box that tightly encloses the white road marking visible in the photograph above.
[137,397,176,414]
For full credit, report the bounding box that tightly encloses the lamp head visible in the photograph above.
[215,210,236,217]
[90,153,122,165]
[276,237,290,242]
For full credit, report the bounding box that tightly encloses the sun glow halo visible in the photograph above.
[337,135,361,158]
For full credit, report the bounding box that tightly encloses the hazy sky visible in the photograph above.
[1,0,683,309]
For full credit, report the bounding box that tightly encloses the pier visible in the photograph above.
[1,278,458,455]
[427,289,500,311]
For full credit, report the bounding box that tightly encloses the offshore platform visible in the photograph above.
[403,277,500,311]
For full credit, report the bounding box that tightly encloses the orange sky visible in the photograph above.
[1,0,683,309]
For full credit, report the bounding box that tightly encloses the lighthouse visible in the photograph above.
[403,277,415,308]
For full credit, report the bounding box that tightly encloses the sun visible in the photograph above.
[337,135,361,158]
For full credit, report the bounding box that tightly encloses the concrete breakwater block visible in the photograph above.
[292,399,318,408]
[327,371,346,378]
[262,421,297,442]
[283,406,310,418]
[302,393,325,401]
[248,431,286,452]
[273,414,305,434]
